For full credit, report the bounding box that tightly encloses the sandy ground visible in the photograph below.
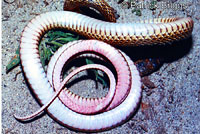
[2,0,200,133]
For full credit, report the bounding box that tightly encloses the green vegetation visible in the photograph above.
[6,30,107,87]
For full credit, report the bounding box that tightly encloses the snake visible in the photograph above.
[14,0,194,132]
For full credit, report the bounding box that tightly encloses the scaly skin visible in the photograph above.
[63,0,163,76]
[62,1,193,46]
[64,0,117,22]
[14,63,117,120]
[17,39,142,131]
[14,0,193,132]
[48,40,132,114]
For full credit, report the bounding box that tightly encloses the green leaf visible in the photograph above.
[6,30,80,74]
[40,51,46,68]
[6,47,20,73]
[85,58,108,88]
[55,36,79,43]
[46,48,53,61]
[39,39,47,68]
[46,41,64,47]
[47,30,77,41]
[96,75,108,88]
[6,29,108,88]
[86,58,94,64]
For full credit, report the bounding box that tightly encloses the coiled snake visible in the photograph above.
[14,0,193,132]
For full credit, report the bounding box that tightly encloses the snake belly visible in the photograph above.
[20,34,142,131]
[63,0,193,76]
[17,0,194,132]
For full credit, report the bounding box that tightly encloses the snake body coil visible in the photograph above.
[15,0,193,132]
